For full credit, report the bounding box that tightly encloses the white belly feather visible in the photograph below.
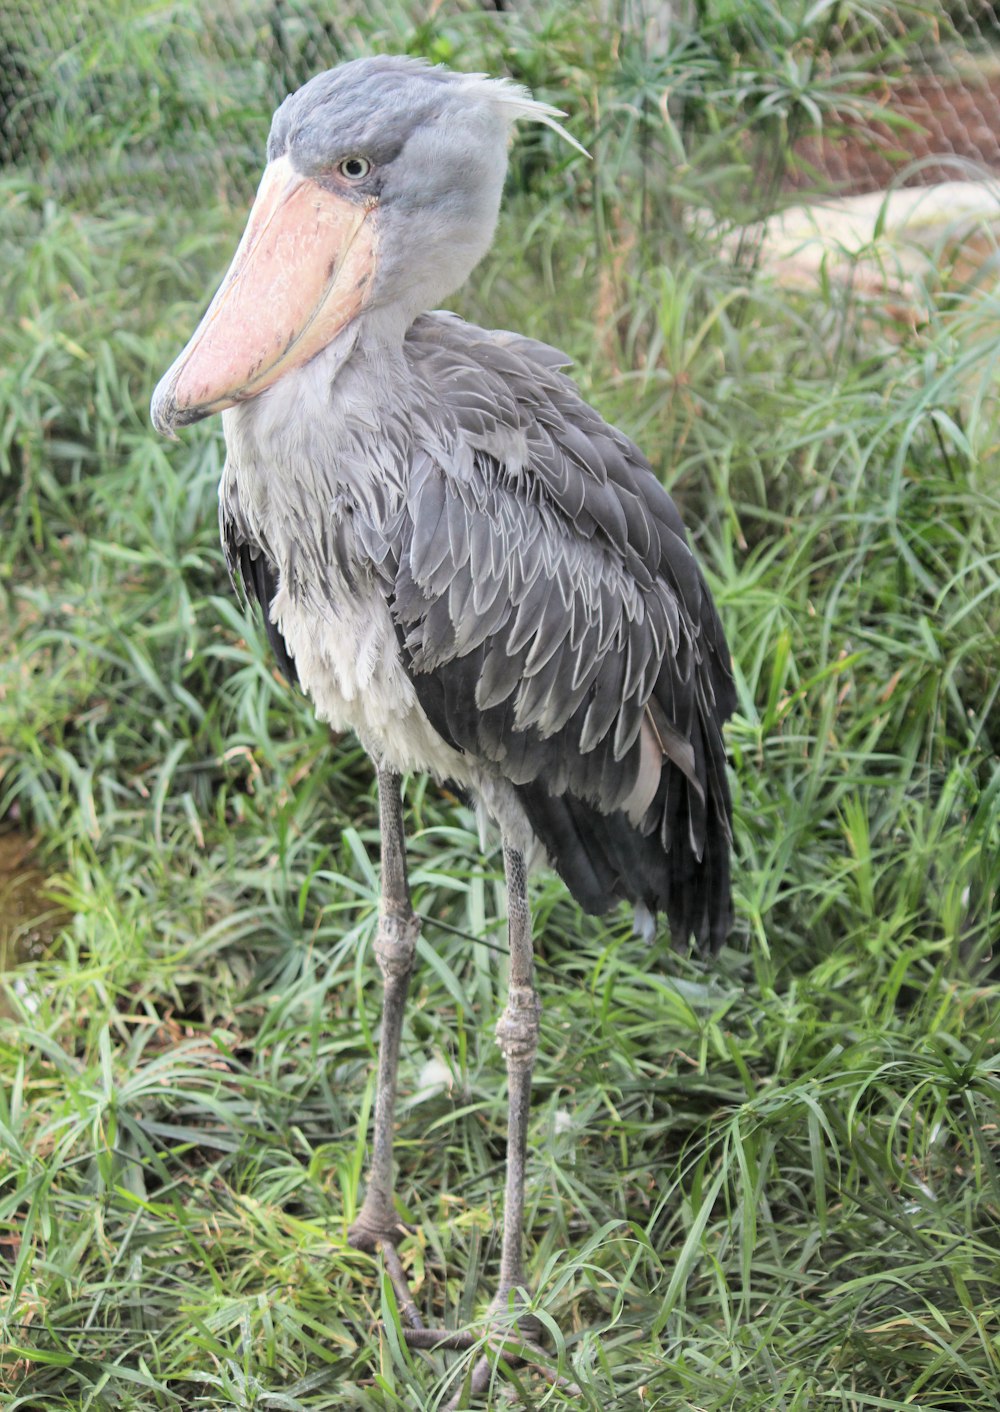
[272,579,458,774]
[271,580,537,854]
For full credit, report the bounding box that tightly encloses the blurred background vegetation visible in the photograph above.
[1,1,999,1408]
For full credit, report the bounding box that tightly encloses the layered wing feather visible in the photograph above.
[219,470,300,685]
[378,313,736,948]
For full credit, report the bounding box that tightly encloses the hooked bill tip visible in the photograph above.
[150,378,179,440]
[150,375,213,439]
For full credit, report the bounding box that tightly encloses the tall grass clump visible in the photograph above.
[1,2,998,1409]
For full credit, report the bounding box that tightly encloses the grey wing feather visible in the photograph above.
[374,311,735,947]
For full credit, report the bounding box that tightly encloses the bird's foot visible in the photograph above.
[350,1202,562,1403]
[403,1285,568,1408]
[397,1290,538,1352]
[348,1202,424,1331]
[438,1296,576,1409]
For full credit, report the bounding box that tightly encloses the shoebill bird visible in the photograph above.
[152,53,735,1378]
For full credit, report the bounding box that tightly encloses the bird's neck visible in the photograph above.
[222,304,418,532]
[355,300,419,357]
[281,301,417,413]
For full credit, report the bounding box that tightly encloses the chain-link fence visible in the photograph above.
[3,0,1000,314]
[785,1,1000,192]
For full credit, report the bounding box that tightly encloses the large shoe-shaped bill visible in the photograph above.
[151,155,376,434]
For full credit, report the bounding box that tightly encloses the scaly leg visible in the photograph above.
[347,767,423,1329]
[492,843,542,1315]
[444,842,544,1406]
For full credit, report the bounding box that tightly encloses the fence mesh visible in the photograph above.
[2,2,1000,263]
[787,1,1000,192]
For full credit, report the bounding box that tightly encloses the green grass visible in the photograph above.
[2,1,999,1408]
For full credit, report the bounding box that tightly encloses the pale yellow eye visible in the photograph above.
[338,156,372,180]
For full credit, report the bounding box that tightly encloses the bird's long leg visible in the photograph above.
[391,840,572,1402]
[492,842,542,1316]
[347,767,423,1329]
[440,842,544,1407]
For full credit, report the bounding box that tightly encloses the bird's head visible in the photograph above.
[151,55,581,436]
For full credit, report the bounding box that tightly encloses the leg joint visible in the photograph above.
[374,909,420,981]
[495,984,541,1064]
[348,1186,411,1252]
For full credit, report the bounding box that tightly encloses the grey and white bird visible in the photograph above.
[152,53,735,1377]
